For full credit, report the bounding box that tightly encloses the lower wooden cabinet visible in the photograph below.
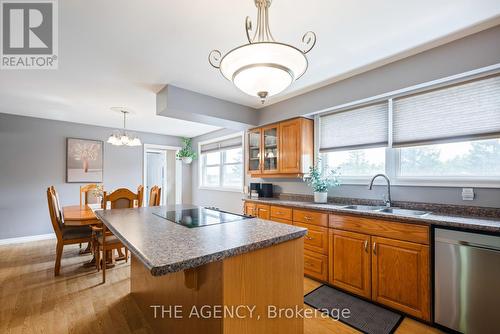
[256,204,270,219]
[304,249,328,281]
[371,236,430,321]
[329,229,371,299]
[270,217,293,225]
[244,202,256,217]
[329,228,430,320]
[294,222,328,255]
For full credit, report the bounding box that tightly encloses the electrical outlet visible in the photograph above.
[462,188,475,201]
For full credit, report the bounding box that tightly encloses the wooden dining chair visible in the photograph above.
[148,186,161,207]
[79,184,101,206]
[97,187,143,283]
[137,185,144,207]
[47,186,92,276]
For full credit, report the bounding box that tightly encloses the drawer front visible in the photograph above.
[293,209,328,227]
[294,222,328,255]
[270,217,293,225]
[329,214,430,245]
[304,250,328,281]
[256,204,270,220]
[270,206,293,220]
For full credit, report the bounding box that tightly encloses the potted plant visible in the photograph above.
[176,137,197,164]
[304,161,341,203]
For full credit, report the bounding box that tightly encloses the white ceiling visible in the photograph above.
[1,0,499,137]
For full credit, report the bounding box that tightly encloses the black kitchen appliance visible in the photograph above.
[261,183,274,198]
[250,182,261,196]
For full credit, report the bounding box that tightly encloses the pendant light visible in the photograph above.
[208,0,316,104]
[107,109,142,147]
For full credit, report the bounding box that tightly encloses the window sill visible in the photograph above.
[198,186,243,193]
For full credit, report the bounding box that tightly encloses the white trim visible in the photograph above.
[0,233,55,246]
[143,143,182,206]
[198,132,245,192]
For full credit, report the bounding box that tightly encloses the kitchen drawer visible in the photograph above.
[329,214,430,245]
[304,249,328,281]
[270,217,293,225]
[256,204,270,220]
[293,209,328,227]
[294,222,328,255]
[270,206,293,221]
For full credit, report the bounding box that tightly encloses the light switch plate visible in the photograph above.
[462,188,475,201]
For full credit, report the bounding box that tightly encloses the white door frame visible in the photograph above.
[143,144,182,205]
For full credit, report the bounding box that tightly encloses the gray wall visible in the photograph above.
[191,25,500,210]
[0,113,185,239]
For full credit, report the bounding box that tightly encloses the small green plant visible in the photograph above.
[303,160,341,193]
[176,137,197,160]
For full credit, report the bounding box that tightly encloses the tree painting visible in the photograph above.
[67,138,103,183]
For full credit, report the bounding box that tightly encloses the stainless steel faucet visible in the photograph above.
[368,174,392,207]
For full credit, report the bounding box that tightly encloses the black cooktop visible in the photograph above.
[153,207,250,228]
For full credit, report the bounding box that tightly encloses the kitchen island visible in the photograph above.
[95,204,307,334]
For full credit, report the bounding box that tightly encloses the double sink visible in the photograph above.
[342,205,430,217]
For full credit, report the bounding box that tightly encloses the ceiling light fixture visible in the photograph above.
[208,0,316,104]
[107,109,142,147]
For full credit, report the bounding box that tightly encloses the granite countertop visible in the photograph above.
[95,204,307,276]
[244,198,500,234]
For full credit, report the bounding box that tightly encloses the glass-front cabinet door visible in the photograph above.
[262,125,279,174]
[248,129,261,174]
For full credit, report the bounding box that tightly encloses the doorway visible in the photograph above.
[143,144,182,206]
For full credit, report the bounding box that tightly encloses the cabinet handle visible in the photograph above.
[305,235,313,240]
[259,208,268,212]
[364,240,368,252]
[373,242,377,255]
[304,216,312,221]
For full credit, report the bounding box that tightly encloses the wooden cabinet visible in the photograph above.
[262,124,279,174]
[246,117,313,178]
[247,129,262,176]
[371,236,430,321]
[329,230,371,299]
[244,202,256,217]
[256,204,270,220]
[242,201,431,320]
[295,222,328,255]
[304,249,328,281]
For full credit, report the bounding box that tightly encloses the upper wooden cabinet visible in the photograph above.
[246,117,313,178]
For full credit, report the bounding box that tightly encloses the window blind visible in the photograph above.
[319,102,388,152]
[200,136,242,154]
[393,75,500,147]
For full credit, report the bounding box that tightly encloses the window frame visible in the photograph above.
[198,133,245,192]
[314,64,500,188]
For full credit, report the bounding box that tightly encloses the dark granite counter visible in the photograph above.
[95,204,307,276]
[244,198,500,234]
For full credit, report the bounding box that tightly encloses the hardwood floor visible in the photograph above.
[0,239,443,334]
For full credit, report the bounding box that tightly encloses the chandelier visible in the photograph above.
[208,0,316,104]
[107,109,142,147]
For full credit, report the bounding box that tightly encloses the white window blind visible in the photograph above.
[393,75,500,147]
[200,136,242,154]
[319,102,388,152]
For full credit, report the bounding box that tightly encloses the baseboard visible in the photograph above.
[0,233,55,245]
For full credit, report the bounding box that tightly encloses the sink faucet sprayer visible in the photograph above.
[368,174,392,207]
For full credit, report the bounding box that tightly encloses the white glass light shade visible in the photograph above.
[129,137,142,146]
[220,43,307,98]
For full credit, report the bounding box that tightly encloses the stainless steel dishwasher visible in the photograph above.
[435,228,500,333]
